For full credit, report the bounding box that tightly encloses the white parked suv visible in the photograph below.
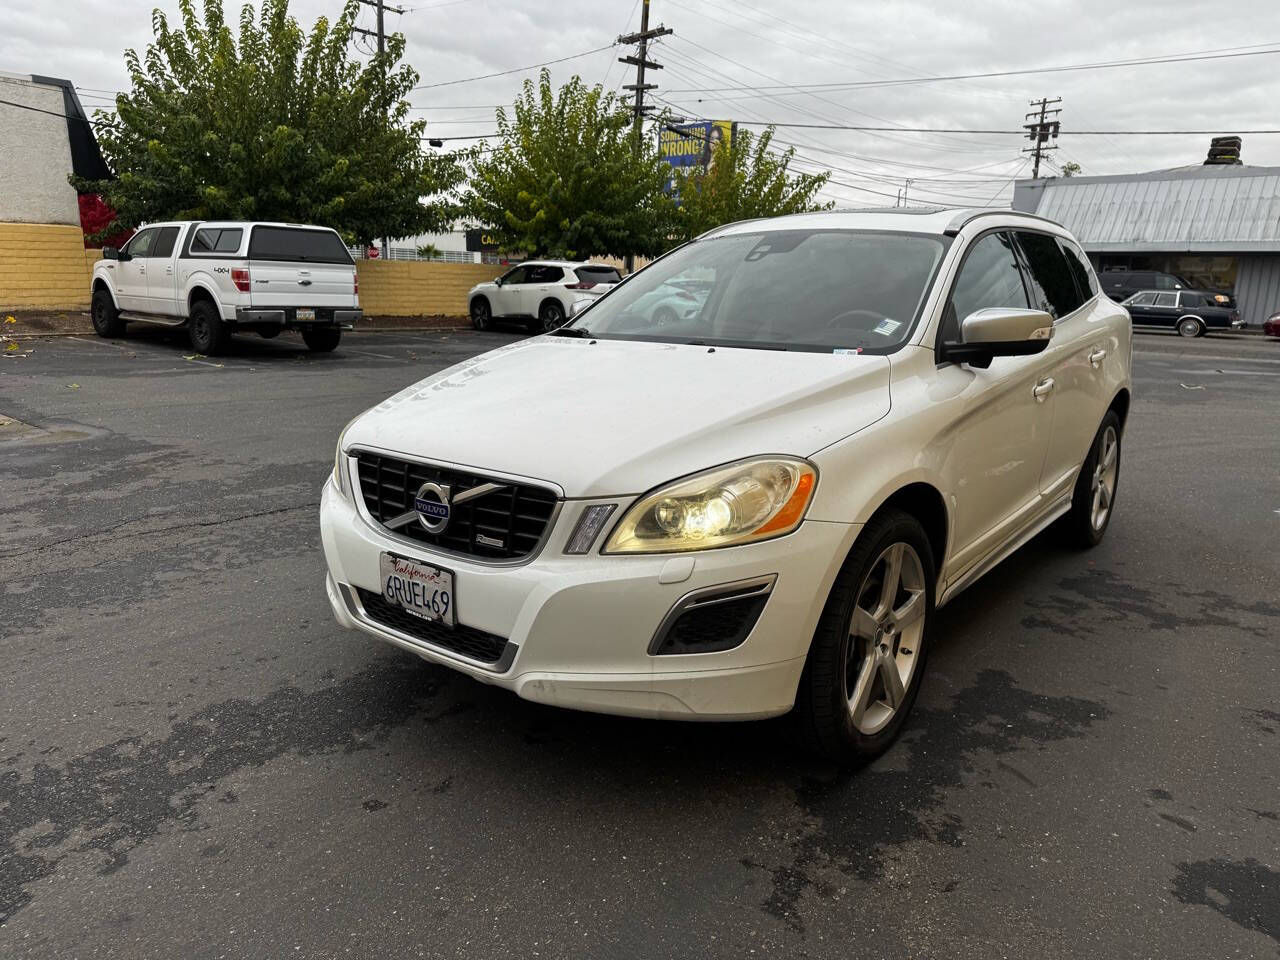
[467,260,622,333]
[321,208,1131,763]
[91,221,361,354]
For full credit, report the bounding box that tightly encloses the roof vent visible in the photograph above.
[1204,136,1242,165]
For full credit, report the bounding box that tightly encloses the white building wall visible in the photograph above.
[0,74,81,225]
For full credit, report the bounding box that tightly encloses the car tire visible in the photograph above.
[794,508,936,766]
[91,287,126,338]
[259,328,281,339]
[301,326,341,352]
[1177,316,1205,338]
[1061,409,1122,548]
[188,299,230,355]
[653,306,678,327]
[536,299,566,333]
[470,296,491,331]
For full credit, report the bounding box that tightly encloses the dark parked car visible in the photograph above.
[1101,269,1235,307]
[1264,311,1280,338]
[1122,289,1243,337]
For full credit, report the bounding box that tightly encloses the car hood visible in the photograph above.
[347,337,891,497]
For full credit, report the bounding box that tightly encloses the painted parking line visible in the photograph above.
[65,336,228,368]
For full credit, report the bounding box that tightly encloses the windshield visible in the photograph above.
[566,229,947,352]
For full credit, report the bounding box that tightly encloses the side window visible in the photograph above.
[150,226,180,259]
[1059,239,1097,299]
[191,228,243,254]
[501,266,529,285]
[1153,292,1177,307]
[1015,231,1083,320]
[944,231,1031,345]
[526,265,562,284]
[1128,292,1156,306]
[1155,275,1178,290]
[124,228,157,259]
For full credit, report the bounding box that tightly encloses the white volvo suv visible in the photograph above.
[321,208,1131,763]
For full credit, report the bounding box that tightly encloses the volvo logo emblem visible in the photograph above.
[414,482,452,533]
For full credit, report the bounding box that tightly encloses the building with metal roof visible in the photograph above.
[1013,157,1280,327]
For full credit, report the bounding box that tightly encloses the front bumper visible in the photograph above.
[319,477,856,720]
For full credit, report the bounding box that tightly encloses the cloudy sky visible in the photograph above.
[2,0,1277,208]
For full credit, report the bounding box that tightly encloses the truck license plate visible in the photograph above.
[379,554,455,626]
[296,308,316,321]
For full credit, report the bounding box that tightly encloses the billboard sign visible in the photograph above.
[659,120,735,192]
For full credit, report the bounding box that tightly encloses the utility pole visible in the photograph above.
[354,0,405,259]
[617,0,672,272]
[1023,97,1062,179]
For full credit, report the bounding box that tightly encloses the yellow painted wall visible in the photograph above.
[0,223,96,310]
[355,260,505,317]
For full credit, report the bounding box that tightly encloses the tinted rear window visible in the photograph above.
[249,227,353,264]
[576,265,623,284]
[192,228,243,254]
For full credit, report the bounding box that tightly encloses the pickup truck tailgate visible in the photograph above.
[249,261,356,309]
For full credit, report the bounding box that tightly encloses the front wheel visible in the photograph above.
[794,509,936,765]
[1177,316,1205,338]
[301,326,341,352]
[470,297,491,331]
[1061,410,1121,548]
[91,288,125,338]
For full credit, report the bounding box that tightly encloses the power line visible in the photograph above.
[730,119,1280,136]
[412,44,616,90]
[664,43,1280,96]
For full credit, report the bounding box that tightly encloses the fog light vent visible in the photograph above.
[649,575,776,656]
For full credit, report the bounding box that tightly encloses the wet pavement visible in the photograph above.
[1,326,1277,958]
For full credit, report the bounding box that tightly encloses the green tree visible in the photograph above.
[672,127,832,242]
[465,70,677,260]
[75,0,464,245]
[1060,160,1083,177]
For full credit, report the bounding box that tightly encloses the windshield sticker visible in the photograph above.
[873,318,902,336]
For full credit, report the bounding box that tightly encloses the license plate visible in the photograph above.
[296,308,316,321]
[379,554,455,626]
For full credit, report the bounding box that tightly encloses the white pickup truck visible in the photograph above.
[91,221,362,354]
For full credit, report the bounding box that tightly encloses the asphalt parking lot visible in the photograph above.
[1,326,1278,958]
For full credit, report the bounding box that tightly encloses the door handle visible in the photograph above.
[138,265,146,274]
[1088,348,1107,367]
[1033,378,1055,400]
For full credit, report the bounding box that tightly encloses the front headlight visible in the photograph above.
[603,457,817,554]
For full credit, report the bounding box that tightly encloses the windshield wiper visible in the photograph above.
[552,326,592,338]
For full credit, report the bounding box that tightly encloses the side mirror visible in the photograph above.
[942,307,1053,369]
[568,298,592,318]
[494,277,504,287]
[102,246,119,260]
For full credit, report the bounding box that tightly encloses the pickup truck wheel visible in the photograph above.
[794,508,935,766]
[301,327,341,352]
[91,288,125,338]
[188,300,230,355]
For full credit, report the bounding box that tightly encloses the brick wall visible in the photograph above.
[355,260,504,317]
[0,223,96,310]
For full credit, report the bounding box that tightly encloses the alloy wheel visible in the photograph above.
[1091,425,1119,530]
[841,541,927,735]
